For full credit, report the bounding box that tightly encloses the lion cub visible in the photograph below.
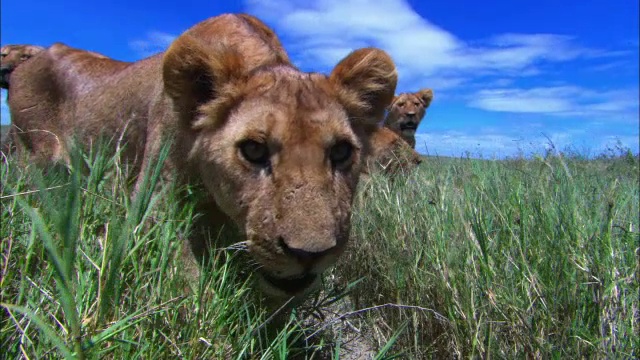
[383,88,434,148]
[7,14,398,301]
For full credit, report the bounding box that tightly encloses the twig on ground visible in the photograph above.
[0,183,70,200]
[305,303,448,341]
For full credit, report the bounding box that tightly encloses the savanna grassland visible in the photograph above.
[1,141,638,359]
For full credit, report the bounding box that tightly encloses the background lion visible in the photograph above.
[364,126,422,181]
[0,44,45,89]
[7,13,398,301]
[383,88,434,148]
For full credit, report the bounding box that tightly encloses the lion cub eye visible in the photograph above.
[20,54,30,60]
[239,140,270,165]
[330,141,353,166]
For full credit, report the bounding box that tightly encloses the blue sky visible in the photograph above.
[2,0,638,158]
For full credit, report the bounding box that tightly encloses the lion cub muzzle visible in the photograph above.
[251,177,347,298]
[278,236,335,268]
[399,113,419,134]
[255,229,346,298]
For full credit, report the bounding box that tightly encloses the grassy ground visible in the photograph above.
[1,142,638,359]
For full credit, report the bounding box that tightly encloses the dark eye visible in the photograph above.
[330,141,353,166]
[397,102,405,107]
[239,140,270,165]
[20,54,30,60]
[0,53,6,58]
[414,102,420,106]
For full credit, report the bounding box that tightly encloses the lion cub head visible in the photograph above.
[162,35,397,298]
[0,44,45,89]
[383,88,434,148]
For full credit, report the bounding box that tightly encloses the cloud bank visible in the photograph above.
[244,0,619,91]
[468,86,639,121]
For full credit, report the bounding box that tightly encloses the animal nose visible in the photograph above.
[278,237,333,266]
[0,67,10,75]
[406,112,416,117]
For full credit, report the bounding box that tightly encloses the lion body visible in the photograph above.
[7,13,398,299]
[364,127,422,180]
[8,44,157,167]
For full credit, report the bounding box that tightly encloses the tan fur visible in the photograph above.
[363,126,422,180]
[383,88,434,148]
[7,43,149,168]
[0,44,45,89]
[8,14,397,300]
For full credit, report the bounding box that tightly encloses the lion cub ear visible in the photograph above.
[329,48,398,129]
[162,34,245,125]
[416,88,434,108]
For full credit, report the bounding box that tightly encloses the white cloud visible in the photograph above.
[129,31,176,57]
[415,132,524,158]
[244,0,608,92]
[587,59,637,72]
[468,86,639,121]
[414,130,639,159]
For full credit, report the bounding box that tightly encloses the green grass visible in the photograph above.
[1,141,638,359]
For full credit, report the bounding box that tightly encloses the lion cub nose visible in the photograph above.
[278,237,334,266]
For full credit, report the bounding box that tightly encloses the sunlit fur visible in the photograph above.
[362,126,422,182]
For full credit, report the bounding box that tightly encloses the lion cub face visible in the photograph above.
[163,37,397,298]
[196,77,362,297]
[0,44,45,89]
[384,89,434,144]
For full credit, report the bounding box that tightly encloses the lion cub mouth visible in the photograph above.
[400,122,418,131]
[0,72,10,88]
[260,271,318,295]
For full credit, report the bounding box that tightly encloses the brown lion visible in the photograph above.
[363,126,422,181]
[383,88,434,148]
[8,13,397,300]
[6,44,144,168]
[0,44,45,89]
